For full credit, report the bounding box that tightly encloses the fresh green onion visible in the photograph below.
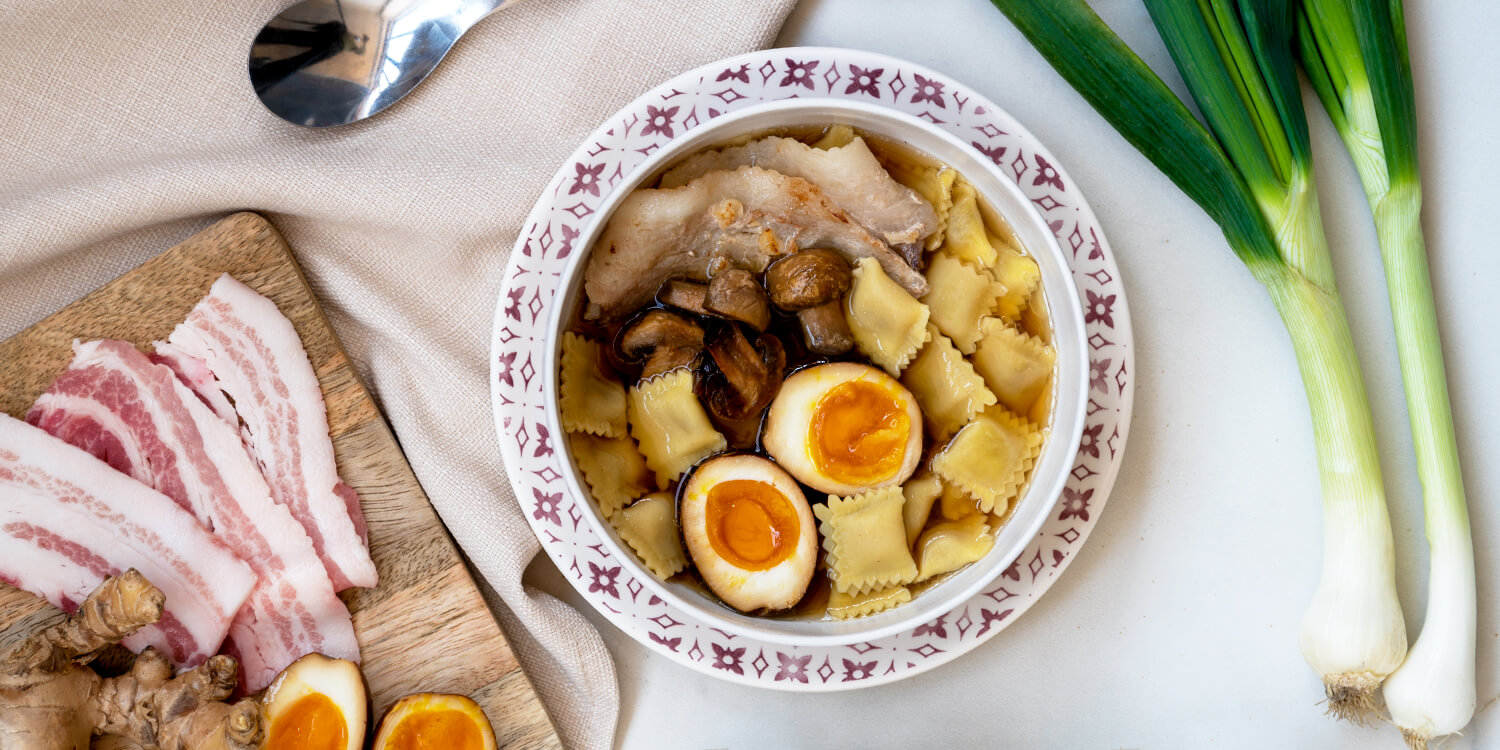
[988,0,1406,720]
[1299,1,1476,745]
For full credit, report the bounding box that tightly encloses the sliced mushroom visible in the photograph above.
[657,279,710,316]
[704,324,785,422]
[765,249,855,355]
[619,309,705,381]
[705,268,771,331]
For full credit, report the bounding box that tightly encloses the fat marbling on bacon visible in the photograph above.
[0,413,255,669]
[149,343,238,427]
[28,339,361,692]
[158,274,377,591]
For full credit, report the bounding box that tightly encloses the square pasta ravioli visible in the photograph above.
[972,318,1055,416]
[900,325,996,439]
[611,492,688,580]
[826,585,912,620]
[813,487,918,596]
[567,432,653,520]
[847,257,931,376]
[627,369,727,488]
[560,332,627,437]
[931,406,1042,513]
[987,235,1041,321]
[922,251,1002,354]
[914,515,995,583]
[885,161,956,251]
[941,180,999,269]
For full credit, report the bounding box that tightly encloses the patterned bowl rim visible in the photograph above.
[490,46,1136,691]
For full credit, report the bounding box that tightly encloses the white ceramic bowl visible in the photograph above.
[543,98,1087,646]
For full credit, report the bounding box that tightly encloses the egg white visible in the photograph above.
[762,362,923,496]
[262,653,368,750]
[680,454,818,613]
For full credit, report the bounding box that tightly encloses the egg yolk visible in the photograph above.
[268,692,348,750]
[705,479,800,571]
[385,709,483,750]
[809,380,909,486]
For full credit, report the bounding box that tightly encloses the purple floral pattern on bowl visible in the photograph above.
[490,47,1134,691]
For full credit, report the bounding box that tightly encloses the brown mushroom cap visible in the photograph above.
[705,268,771,331]
[619,309,705,380]
[657,279,711,316]
[765,248,852,311]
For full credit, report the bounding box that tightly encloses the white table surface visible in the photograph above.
[526,2,1500,747]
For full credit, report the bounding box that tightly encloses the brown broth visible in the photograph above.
[565,124,1056,622]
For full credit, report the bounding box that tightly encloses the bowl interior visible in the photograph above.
[544,99,1088,645]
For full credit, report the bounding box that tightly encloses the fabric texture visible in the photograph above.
[0,1,797,747]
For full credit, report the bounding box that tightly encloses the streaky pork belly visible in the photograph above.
[150,342,238,427]
[160,274,377,591]
[0,413,255,669]
[659,135,939,247]
[28,339,360,691]
[583,166,930,321]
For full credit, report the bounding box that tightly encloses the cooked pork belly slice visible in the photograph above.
[28,339,360,691]
[659,135,938,246]
[0,413,255,669]
[584,166,928,320]
[161,275,377,591]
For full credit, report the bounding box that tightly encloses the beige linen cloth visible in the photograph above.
[0,0,797,746]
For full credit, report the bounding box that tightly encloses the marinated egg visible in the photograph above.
[762,362,923,495]
[373,693,497,750]
[679,454,818,612]
[261,653,368,750]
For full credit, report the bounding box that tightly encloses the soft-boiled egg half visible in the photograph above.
[373,693,497,750]
[762,362,923,496]
[679,454,818,612]
[262,653,368,750]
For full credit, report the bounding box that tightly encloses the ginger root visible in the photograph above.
[0,570,264,750]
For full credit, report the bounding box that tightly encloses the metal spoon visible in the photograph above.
[249,0,522,127]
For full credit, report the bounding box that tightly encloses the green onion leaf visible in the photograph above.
[984,1,1279,271]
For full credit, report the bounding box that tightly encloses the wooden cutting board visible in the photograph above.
[0,213,559,749]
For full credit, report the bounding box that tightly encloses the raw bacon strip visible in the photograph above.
[28,340,361,691]
[150,343,239,427]
[161,275,377,591]
[0,413,255,669]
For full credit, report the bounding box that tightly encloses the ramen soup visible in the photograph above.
[557,124,1056,621]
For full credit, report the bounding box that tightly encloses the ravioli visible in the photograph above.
[847,257,931,376]
[559,333,627,437]
[612,493,688,579]
[900,326,996,439]
[931,407,1042,513]
[627,370,727,488]
[814,487,918,596]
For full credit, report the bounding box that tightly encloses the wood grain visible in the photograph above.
[0,213,559,748]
